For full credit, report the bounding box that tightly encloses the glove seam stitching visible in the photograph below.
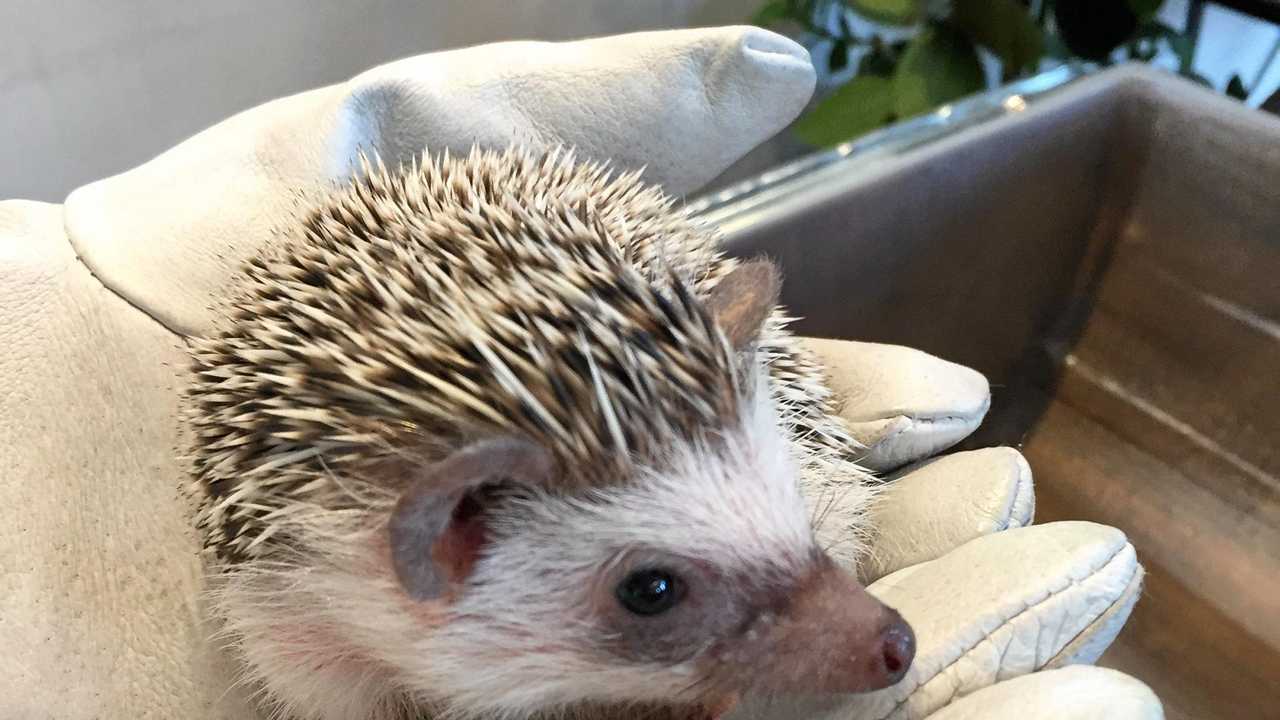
[875,540,1133,720]
[852,416,977,469]
[993,468,1032,532]
[1044,565,1142,669]
[846,413,981,427]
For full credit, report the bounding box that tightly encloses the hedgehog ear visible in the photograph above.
[389,437,557,601]
[705,258,781,351]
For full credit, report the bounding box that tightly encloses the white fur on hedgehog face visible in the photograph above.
[419,380,815,715]
[215,373,821,720]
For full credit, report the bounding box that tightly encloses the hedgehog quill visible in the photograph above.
[182,147,915,720]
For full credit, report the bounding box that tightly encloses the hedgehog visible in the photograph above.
[181,146,914,720]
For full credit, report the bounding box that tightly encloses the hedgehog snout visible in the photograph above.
[723,558,916,696]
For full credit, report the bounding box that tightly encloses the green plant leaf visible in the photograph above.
[1147,21,1195,72]
[752,0,792,26]
[1226,74,1249,100]
[1125,0,1164,21]
[793,75,897,146]
[952,0,1045,75]
[849,0,919,25]
[892,24,986,119]
[1166,32,1195,72]
[1043,31,1072,59]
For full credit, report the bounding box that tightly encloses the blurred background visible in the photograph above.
[2,1,1278,200]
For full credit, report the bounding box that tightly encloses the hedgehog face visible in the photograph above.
[383,374,914,718]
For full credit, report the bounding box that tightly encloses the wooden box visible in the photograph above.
[701,64,1280,719]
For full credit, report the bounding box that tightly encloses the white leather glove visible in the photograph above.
[0,27,1158,720]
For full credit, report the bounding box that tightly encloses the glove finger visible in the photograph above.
[864,522,1143,720]
[924,666,1163,720]
[799,338,990,472]
[861,448,1034,583]
[742,522,1142,720]
[66,27,815,338]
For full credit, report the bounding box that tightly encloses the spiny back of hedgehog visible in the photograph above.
[183,144,880,717]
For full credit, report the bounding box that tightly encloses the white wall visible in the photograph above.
[1,0,758,202]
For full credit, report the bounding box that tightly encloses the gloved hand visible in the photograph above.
[0,26,1157,719]
[728,338,1157,720]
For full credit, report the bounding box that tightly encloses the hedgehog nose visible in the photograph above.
[877,612,916,685]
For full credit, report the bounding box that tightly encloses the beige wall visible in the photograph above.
[1,0,758,202]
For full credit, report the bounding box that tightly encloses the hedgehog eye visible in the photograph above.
[616,568,684,616]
